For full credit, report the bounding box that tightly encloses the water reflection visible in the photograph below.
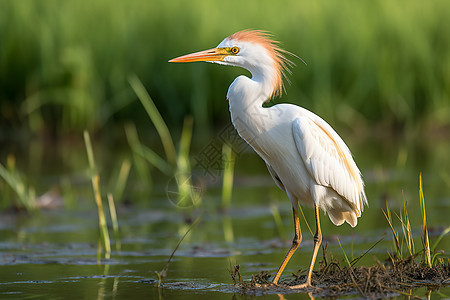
[0,134,449,298]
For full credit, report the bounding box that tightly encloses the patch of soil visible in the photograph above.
[232,252,450,298]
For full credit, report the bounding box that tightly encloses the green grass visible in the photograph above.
[383,173,449,266]
[221,144,235,211]
[271,204,287,243]
[0,156,36,210]
[107,193,121,252]
[155,212,204,288]
[108,159,131,203]
[1,0,449,136]
[129,75,177,167]
[84,130,111,260]
[128,76,200,210]
[419,173,432,267]
[0,2,448,273]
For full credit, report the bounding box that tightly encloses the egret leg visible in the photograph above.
[272,207,302,284]
[290,204,322,289]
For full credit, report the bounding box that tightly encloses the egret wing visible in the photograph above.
[292,117,367,214]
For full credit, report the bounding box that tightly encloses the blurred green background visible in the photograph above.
[0,0,450,211]
[1,0,449,136]
[0,2,449,297]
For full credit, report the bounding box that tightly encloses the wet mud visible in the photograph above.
[233,254,450,298]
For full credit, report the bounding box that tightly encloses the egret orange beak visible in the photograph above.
[169,48,229,63]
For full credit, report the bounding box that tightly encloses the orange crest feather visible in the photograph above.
[229,30,296,99]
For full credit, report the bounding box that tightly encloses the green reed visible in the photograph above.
[128,76,200,208]
[129,74,177,167]
[83,130,111,260]
[2,0,449,136]
[419,173,431,267]
[383,201,401,259]
[107,193,121,251]
[155,212,204,288]
[109,159,131,203]
[0,155,36,210]
[124,122,172,176]
[221,143,235,211]
[383,173,449,266]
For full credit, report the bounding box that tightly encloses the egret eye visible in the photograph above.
[230,47,240,54]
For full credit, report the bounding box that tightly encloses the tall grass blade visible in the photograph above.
[92,174,111,260]
[337,237,351,268]
[382,201,401,258]
[271,204,287,243]
[178,116,193,164]
[84,130,96,172]
[124,124,152,190]
[124,123,172,176]
[84,130,111,260]
[419,173,432,268]
[223,215,234,243]
[107,193,121,252]
[129,74,177,167]
[175,116,198,207]
[155,211,205,287]
[350,237,384,267]
[114,159,131,202]
[221,143,235,211]
[431,226,450,252]
[170,116,199,209]
[399,192,414,256]
[0,161,36,210]
[430,226,450,265]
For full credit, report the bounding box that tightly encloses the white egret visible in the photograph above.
[169,30,367,288]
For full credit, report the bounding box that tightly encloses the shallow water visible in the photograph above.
[0,135,449,299]
[1,204,448,298]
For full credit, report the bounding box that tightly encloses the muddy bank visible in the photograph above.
[233,255,450,298]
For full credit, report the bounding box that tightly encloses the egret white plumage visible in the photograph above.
[169,30,367,288]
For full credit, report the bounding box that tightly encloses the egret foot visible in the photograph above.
[288,282,314,289]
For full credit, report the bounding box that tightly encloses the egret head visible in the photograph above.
[169,30,298,98]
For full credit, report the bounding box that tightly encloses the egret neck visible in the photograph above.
[227,61,279,147]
